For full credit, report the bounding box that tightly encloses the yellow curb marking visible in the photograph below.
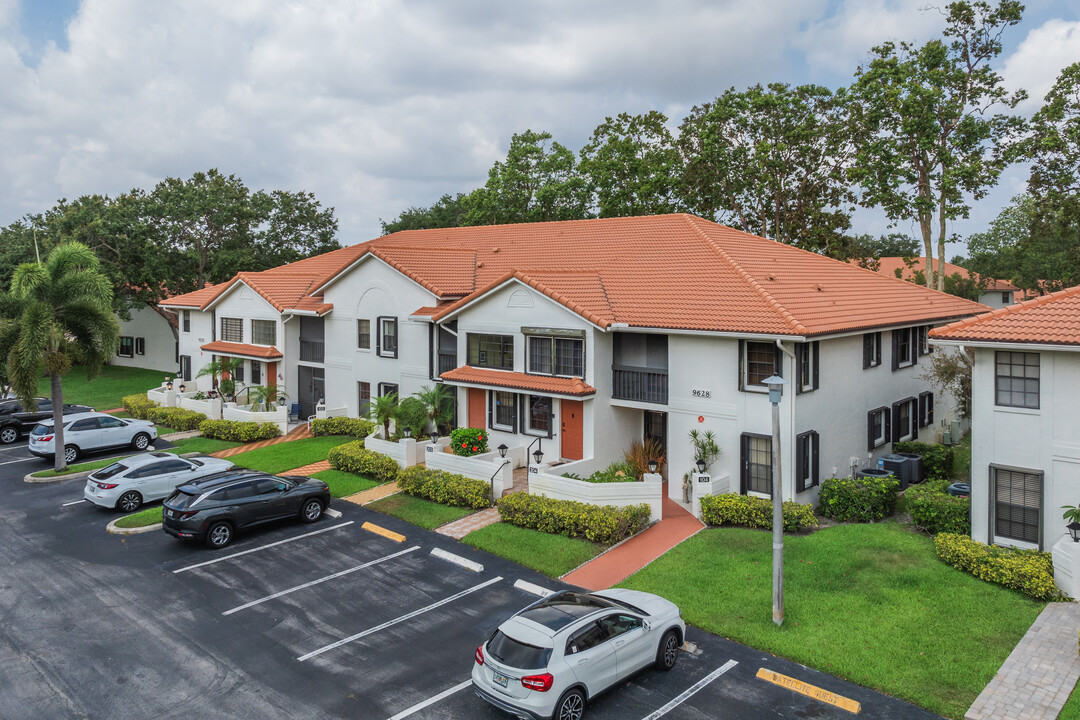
[755,668,861,714]
[362,521,405,543]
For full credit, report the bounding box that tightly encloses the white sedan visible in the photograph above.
[29,411,158,464]
[84,452,236,512]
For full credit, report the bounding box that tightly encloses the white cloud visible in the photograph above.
[1002,18,1080,114]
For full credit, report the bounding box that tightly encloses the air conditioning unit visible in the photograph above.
[895,452,925,484]
[877,454,911,490]
[856,468,895,483]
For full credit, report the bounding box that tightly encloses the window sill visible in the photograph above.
[993,406,1041,416]
[742,385,768,394]
[491,425,515,434]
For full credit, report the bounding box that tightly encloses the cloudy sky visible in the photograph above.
[1,0,1077,248]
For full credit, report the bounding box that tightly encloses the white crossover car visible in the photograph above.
[84,452,236,512]
[472,589,685,720]
[29,412,158,464]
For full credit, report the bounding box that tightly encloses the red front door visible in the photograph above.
[561,400,583,461]
[467,388,486,429]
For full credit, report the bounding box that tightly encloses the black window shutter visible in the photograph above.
[891,330,900,371]
[795,346,804,396]
[863,334,871,369]
[927,393,934,424]
[739,434,749,494]
[487,391,493,429]
[911,330,918,366]
[867,411,876,452]
[738,340,745,391]
[375,318,381,357]
[884,408,891,445]
[795,433,807,493]
[812,342,820,390]
[774,344,783,378]
[891,401,902,442]
[391,319,399,358]
[918,393,926,427]
[811,433,820,487]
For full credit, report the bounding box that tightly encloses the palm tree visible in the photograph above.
[195,357,243,397]
[368,392,398,438]
[0,243,119,472]
[414,384,455,435]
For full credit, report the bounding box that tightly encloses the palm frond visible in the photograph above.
[52,270,114,309]
[0,291,28,320]
[44,241,100,280]
[11,263,48,299]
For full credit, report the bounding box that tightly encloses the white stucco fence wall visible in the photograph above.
[424,448,516,497]
[223,403,288,435]
[178,396,222,419]
[528,471,664,523]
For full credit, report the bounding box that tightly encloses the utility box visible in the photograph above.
[857,467,896,488]
[896,452,924,484]
[877,455,911,490]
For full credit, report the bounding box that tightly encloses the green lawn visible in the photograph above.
[114,506,163,529]
[39,365,166,411]
[229,436,354,475]
[366,494,473,530]
[167,437,241,455]
[310,469,381,498]
[463,522,606,578]
[618,523,1045,720]
[1059,681,1080,720]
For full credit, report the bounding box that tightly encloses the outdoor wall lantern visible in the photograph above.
[1069,522,1080,543]
[403,426,412,438]
[178,383,186,393]
[277,395,286,407]
[648,459,658,474]
[532,448,544,465]
[498,443,508,459]
[429,431,439,444]
[165,380,173,390]
[695,458,706,474]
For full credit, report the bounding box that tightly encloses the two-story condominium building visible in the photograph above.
[931,286,1080,550]
[161,214,985,506]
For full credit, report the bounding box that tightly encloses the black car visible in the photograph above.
[162,470,331,549]
[0,397,95,444]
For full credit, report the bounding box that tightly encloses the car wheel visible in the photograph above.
[63,445,79,464]
[0,425,18,444]
[205,521,233,549]
[116,491,143,513]
[131,433,151,451]
[299,498,324,523]
[656,629,680,671]
[552,688,585,720]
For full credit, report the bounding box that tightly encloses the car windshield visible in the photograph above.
[166,490,198,509]
[487,630,551,670]
[91,463,128,480]
[30,424,51,436]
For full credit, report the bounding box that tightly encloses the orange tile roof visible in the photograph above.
[200,341,284,359]
[930,285,1080,346]
[871,257,1018,293]
[440,366,596,396]
[163,214,987,336]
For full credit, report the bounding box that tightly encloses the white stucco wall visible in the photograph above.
[978,291,1014,310]
[112,306,177,372]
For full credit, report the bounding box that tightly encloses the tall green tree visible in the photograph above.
[0,243,119,472]
[380,193,469,234]
[1027,62,1080,217]
[578,111,683,217]
[678,83,856,253]
[838,232,923,267]
[847,0,1026,291]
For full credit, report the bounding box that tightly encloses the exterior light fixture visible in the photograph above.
[532,448,544,465]
[166,380,173,390]
[429,431,439,444]
[403,426,412,438]
[763,374,786,405]
[762,372,788,627]
[648,459,658,474]
[695,458,706,474]
[178,383,186,393]
[1069,522,1080,543]
[498,443,508,459]
[277,395,286,407]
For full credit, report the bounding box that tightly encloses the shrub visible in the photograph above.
[145,406,207,432]
[496,493,651,544]
[564,461,639,483]
[893,440,955,480]
[327,440,399,482]
[907,479,971,535]
[198,419,281,442]
[397,466,490,509]
[122,394,157,420]
[699,493,818,532]
[450,427,488,457]
[394,397,429,439]
[934,533,1063,601]
[310,416,375,439]
[818,475,900,523]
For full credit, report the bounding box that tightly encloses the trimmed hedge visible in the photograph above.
[818,475,900,523]
[699,493,818,532]
[907,479,971,535]
[397,466,490,509]
[450,427,488,457]
[122,394,157,420]
[310,416,376,439]
[145,406,207,432]
[327,440,399,482]
[198,419,281,443]
[496,493,650,545]
[893,440,955,480]
[934,532,1062,601]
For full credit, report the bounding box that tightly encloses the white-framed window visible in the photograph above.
[863,332,881,368]
[992,466,1042,547]
[527,336,584,377]
[118,336,134,358]
[220,317,243,343]
[182,310,191,333]
[378,382,399,400]
[357,319,370,350]
[491,391,517,431]
[358,382,371,414]
[1002,292,1011,304]
[740,341,780,392]
[919,391,934,427]
[250,361,261,385]
[917,325,931,356]
[740,434,772,495]
[525,395,552,436]
[995,351,1039,409]
[891,397,917,442]
[251,319,276,346]
[377,317,398,358]
[179,355,191,381]
[867,406,889,450]
[468,334,514,370]
[796,342,818,393]
[795,430,819,492]
[134,337,145,356]
[891,328,915,370]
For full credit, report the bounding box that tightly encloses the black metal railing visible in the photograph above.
[437,352,457,376]
[612,364,668,404]
[299,338,325,363]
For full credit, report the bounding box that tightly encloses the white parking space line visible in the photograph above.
[430,547,483,572]
[0,456,38,466]
[223,546,422,616]
[173,521,355,574]
[297,576,503,662]
[61,499,88,507]
[639,660,739,720]
[387,680,472,720]
[0,445,30,453]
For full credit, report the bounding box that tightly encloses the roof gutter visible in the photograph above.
[931,338,1080,353]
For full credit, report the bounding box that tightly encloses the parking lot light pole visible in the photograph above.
[763,374,786,627]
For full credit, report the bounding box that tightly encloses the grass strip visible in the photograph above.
[617,523,1044,720]
[463,522,606,578]
[1059,679,1080,720]
[310,469,381,498]
[114,506,163,529]
[229,436,354,475]
[167,437,241,455]
[366,494,472,530]
[31,457,119,478]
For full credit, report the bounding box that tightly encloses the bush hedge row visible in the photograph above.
[699,493,818,532]
[144,406,207,432]
[893,440,955,480]
[310,417,376,439]
[818,475,900,523]
[934,532,1062,601]
[496,493,651,545]
[907,479,971,535]
[397,466,491,509]
[327,440,399,482]
[121,394,157,420]
[198,419,282,443]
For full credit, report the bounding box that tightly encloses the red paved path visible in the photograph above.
[561,490,703,590]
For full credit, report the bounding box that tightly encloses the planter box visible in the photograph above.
[179,396,222,419]
[223,403,287,435]
[529,469,663,523]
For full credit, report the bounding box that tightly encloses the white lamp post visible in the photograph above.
[763,374,787,626]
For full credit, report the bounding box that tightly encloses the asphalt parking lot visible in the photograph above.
[0,452,943,720]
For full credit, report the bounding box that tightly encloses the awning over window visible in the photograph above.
[200,341,283,360]
[439,366,595,398]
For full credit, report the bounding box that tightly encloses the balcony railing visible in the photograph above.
[299,338,325,363]
[612,364,668,404]
[437,352,457,376]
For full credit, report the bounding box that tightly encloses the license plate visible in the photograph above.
[492,671,508,688]
[165,509,173,518]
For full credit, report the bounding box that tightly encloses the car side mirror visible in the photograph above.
[643,620,652,632]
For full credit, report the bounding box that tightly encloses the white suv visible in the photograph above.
[472,589,685,720]
[29,412,158,464]
[84,452,236,512]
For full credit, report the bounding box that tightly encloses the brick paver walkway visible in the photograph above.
[341,481,400,506]
[283,460,332,476]
[209,423,313,459]
[562,490,704,589]
[965,601,1080,720]
[438,507,501,539]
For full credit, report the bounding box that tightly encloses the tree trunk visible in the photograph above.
[50,372,66,473]
[936,197,948,292]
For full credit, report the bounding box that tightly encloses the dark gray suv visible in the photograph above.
[162,470,331,549]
